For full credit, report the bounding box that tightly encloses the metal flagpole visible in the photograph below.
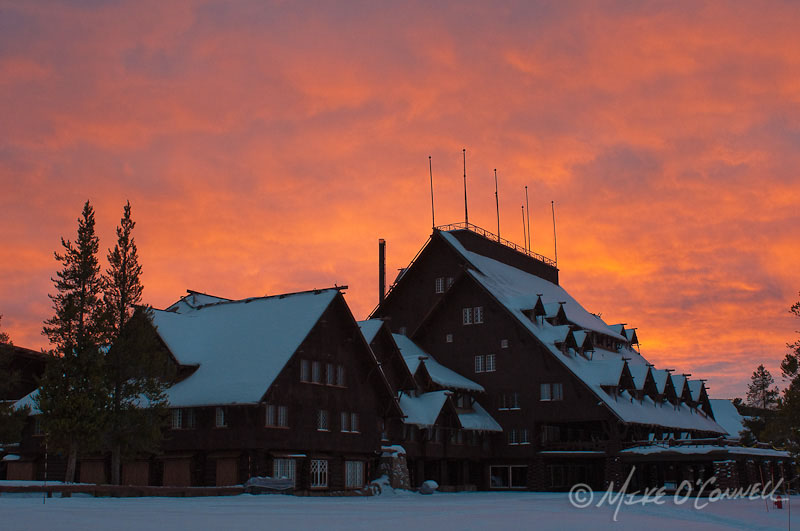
[494,169,500,241]
[463,148,468,225]
[551,200,557,267]
[525,186,531,252]
[521,206,527,253]
[429,156,435,230]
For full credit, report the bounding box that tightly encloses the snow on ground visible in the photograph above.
[0,490,794,531]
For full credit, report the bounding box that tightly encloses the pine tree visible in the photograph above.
[0,315,11,344]
[103,201,170,485]
[746,364,779,410]
[36,200,109,483]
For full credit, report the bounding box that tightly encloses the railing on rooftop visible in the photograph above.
[435,222,557,268]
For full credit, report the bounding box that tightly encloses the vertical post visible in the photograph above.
[525,186,531,252]
[521,206,527,253]
[463,148,469,226]
[494,168,500,241]
[551,200,557,268]
[378,239,386,306]
[429,156,435,230]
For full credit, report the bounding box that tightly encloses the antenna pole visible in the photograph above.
[494,168,500,241]
[463,148,469,226]
[551,200,558,267]
[429,156,435,230]
[521,205,527,253]
[525,185,531,252]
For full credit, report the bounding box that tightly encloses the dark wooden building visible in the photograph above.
[370,223,790,491]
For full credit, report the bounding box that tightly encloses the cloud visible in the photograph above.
[1,0,799,397]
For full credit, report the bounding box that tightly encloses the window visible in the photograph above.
[266,405,288,428]
[310,459,328,488]
[340,411,350,432]
[446,277,454,289]
[520,428,530,444]
[215,407,226,428]
[446,333,453,343]
[508,429,520,445]
[490,465,527,489]
[541,425,561,444]
[463,308,473,325]
[326,363,335,385]
[500,392,520,410]
[474,355,485,373]
[337,365,346,387]
[345,461,365,489]
[312,361,321,383]
[474,306,484,324]
[540,383,563,401]
[273,458,296,486]
[171,409,183,430]
[435,277,445,294]
[316,410,329,431]
[500,339,509,349]
[485,354,496,372]
[350,412,359,433]
[300,359,310,382]
[185,409,196,429]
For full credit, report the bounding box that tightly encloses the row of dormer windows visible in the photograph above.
[300,359,346,386]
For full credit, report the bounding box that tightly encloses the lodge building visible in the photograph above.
[3,224,791,492]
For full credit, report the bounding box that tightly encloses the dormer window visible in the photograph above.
[435,277,445,294]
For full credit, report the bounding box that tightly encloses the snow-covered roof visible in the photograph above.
[357,319,384,345]
[651,369,672,394]
[398,391,449,427]
[457,401,502,432]
[154,289,339,407]
[688,380,704,402]
[392,334,484,392]
[620,444,789,458]
[165,290,232,314]
[14,389,39,415]
[709,399,747,440]
[438,230,726,435]
[629,365,649,390]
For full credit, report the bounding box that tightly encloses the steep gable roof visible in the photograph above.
[153,289,339,407]
[165,290,232,313]
[392,333,484,392]
[436,229,726,435]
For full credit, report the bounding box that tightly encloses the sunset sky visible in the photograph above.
[1,1,798,399]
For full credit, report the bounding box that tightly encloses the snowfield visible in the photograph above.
[0,490,794,531]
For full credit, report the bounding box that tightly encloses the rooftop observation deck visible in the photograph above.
[435,222,557,268]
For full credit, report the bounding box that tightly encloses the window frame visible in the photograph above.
[215,407,227,428]
[345,460,365,489]
[273,458,296,487]
[463,307,473,325]
[474,306,484,324]
[316,409,329,431]
[310,459,329,489]
[485,353,496,372]
[474,355,485,373]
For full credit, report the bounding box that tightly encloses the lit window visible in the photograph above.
[337,365,346,387]
[273,458,295,486]
[215,407,226,428]
[474,355,485,373]
[474,306,484,324]
[463,308,473,325]
[312,361,321,383]
[446,333,453,343]
[171,409,183,430]
[486,354,496,372]
[500,339,509,349]
[326,363,335,385]
[345,461,365,489]
[310,459,328,488]
[435,277,445,294]
[317,410,329,431]
[300,359,310,382]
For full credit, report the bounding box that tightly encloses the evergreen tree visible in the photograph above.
[746,364,779,410]
[36,200,109,483]
[0,315,11,344]
[103,201,170,485]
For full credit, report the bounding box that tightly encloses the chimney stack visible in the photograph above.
[378,239,386,305]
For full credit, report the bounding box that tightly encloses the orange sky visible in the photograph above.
[1,1,799,399]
